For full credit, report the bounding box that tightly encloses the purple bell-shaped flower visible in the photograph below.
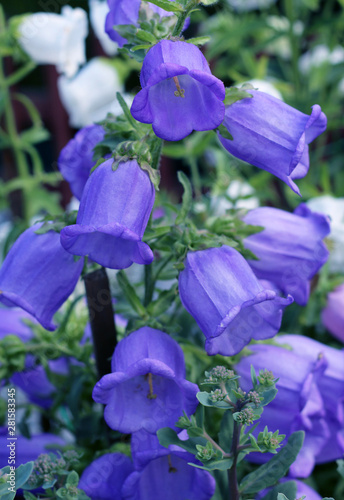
[243,204,330,305]
[131,40,225,141]
[92,327,199,434]
[218,90,327,195]
[178,245,293,356]
[122,430,216,500]
[0,224,84,331]
[58,124,105,200]
[60,159,155,269]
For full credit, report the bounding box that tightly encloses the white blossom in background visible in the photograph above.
[243,79,283,100]
[89,0,118,56]
[299,44,344,74]
[307,195,344,274]
[17,6,88,78]
[226,0,277,12]
[211,180,259,216]
[58,58,132,128]
[264,16,304,60]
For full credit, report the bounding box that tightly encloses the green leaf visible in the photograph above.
[218,411,234,453]
[188,458,233,471]
[277,495,289,500]
[0,493,16,500]
[66,470,79,487]
[200,0,219,4]
[261,481,297,500]
[116,92,138,129]
[14,462,34,488]
[223,86,253,106]
[239,431,305,495]
[117,271,147,318]
[157,427,207,455]
[20,127,50,145]
[196,391,230,409]
[175,171,192,224]
[131,44,151,51]
[251,365,258,389]
[216,124,233,140]
[260,386,278,406]
[23,492,37,500]
[135,29,156,44]
[186,36,211,46]
[337,459,344,478]
[142,0,183,12]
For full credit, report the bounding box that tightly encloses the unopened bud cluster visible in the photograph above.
[258,369,275,387]
[204,366,235,383]
[234,407,254,425]
[209,388,227,402]
[196,442,217,462]
[248,390,261,407]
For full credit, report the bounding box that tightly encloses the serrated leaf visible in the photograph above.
[176,171,192,224]
[143,0,183,12]
[239,431,305,495]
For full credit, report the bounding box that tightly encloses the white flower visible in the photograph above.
[299,44,344,74]
[17,6,88,78]
[226,0,277,12]
[58,58,132,128]
[307,195,344,274]
[89,0,118,56]
[211,180,259,216]
[242,79,283,100]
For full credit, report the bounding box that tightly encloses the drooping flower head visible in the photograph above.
[122,430,216,500]
[58,124,105,200]
[243,204,330,305]
[92,327,199,434]
[235,340,337,478]
[218,90,327,194]
[60,159,155,270]
[17,6,88,77]
[131,40,226,141]
[0,224,84,331]
[277,334,344,464]
[79,453,134,500]
[178,246,293,356]
[0,433,65,468]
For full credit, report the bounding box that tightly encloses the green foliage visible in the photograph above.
[260,481,297,500]
[239,431,305,495]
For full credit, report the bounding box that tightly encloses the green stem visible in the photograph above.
[144,264,154,306]
[284,0,301,104]
[150,136,163,171]
[0,6,31,223]
[203,430,231,457]
[188,157,202,199]
[172,0,198,37]
[228,421,241,500]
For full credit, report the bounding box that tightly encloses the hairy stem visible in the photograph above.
[172,0,198,37]
[84,268,117,378]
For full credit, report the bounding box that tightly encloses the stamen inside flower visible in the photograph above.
[146,372,157,399]
[167,454,177,473]
[173,76,185,98]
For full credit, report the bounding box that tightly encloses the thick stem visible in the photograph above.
[84,268,117,379]
[228,421,241,500]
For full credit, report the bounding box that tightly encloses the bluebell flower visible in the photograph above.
[0,224,84,331]
[131,40,225,141]
[60,159,155,269]
[278,335,344,466]
[58,124,105,200]
[122,430,215,500]
[243,204,330,305]
[92,327,199,434]
[235,341,332,478]
[178,246,293,356]
[79,453,134,500]
[218,90,327,194]
[0,434,65,468]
